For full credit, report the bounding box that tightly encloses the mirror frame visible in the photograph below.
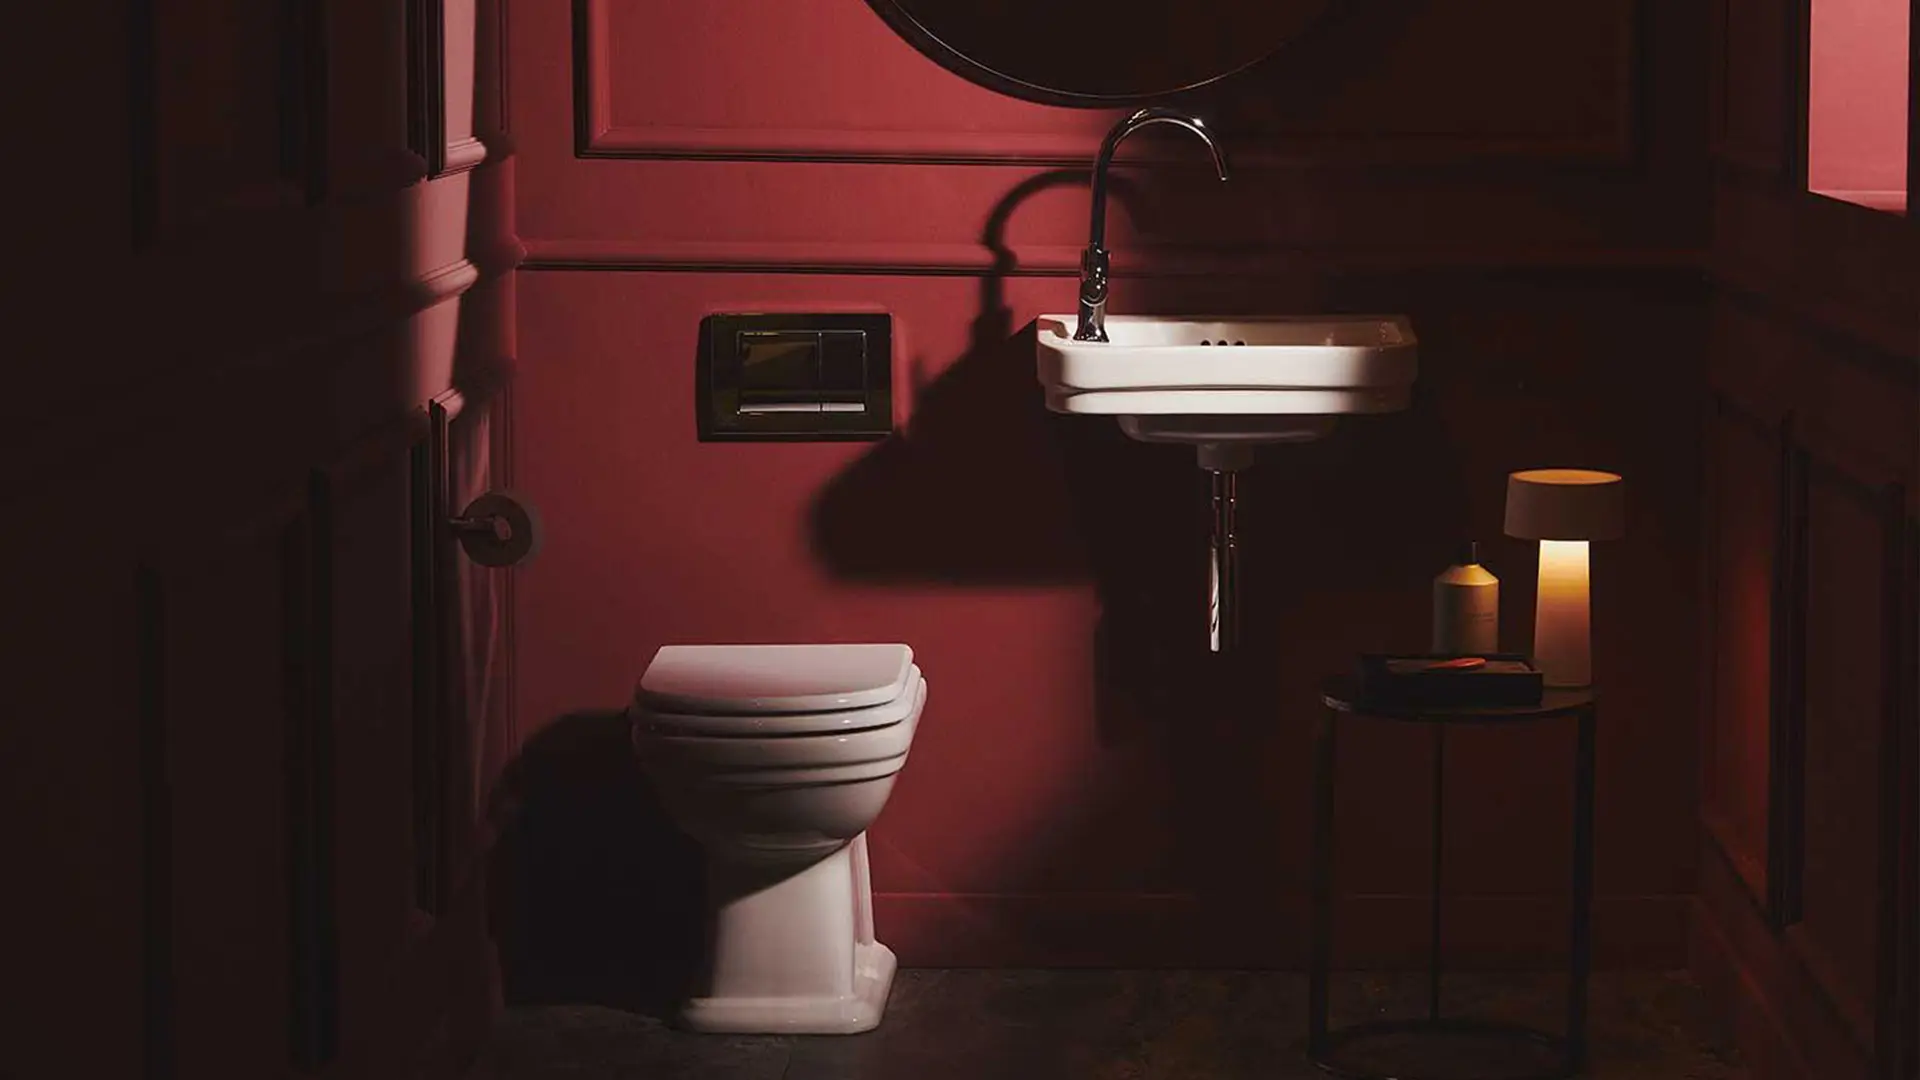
[863,0,1332,108]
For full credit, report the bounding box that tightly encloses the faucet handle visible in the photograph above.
[1074,244,1111,341]
[1079,245,1109,304]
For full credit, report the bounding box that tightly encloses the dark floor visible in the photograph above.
[473,969,1745,1080]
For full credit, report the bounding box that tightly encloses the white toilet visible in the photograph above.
[629,643,926,1034]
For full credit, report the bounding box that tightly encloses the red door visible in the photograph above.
[0,0,518,1077]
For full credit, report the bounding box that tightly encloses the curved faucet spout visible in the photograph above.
[1087,109,1230,251]
[1076,108,1230,343]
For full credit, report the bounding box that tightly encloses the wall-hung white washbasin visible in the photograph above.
[1039,111,1420,652]
[1035,314,1419,461]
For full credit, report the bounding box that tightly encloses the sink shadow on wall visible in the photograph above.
[808,167,1473,917]
[808,168,1150,588]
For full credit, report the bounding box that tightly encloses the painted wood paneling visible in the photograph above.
[150,497,314,1078]
[132,0,326,245]
[2,0,518,1075]
[318,428,428,1070]
[516,0,1706,274]
[575,0,1638,166]
[1694,0,1920,1057]
[1703,394,1783,904]
[1793,461,1894,1045]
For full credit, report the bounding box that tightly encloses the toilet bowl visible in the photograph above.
[629,643,926,1035]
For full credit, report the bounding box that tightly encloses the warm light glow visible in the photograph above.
[1535,539,1592,688]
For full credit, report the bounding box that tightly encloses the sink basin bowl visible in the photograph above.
[1035,315,1418,456]
[1037,313,1417,411]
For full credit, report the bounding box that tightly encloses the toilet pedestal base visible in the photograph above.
[678,834,896,1035]
[678,940,897,1035]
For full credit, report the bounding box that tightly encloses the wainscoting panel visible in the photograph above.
[1702,392,1784,907]
[315,419,431,1070]
[145,492,325,1076]
[410,0,488,177]
[1790,459,1895,1047]
[130,0,327,245]
[513,0,1707,271]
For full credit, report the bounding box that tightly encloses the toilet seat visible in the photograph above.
[638,678,925,772]
[638,643,915,714]
[634,666,922,738]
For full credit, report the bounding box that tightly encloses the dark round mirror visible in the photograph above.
[867,0,1335,107]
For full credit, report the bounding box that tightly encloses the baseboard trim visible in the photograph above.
[873,891,1690,970]
[393,853,503,1080]
[1690,844,1876,1080]
[1690,895,1813,1080]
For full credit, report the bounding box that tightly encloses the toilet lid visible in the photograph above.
[635,668,923,738]
[635,643,916,714]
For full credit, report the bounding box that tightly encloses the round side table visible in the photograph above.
[1307,675,1599,1080]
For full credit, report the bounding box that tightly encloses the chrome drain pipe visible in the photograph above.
[1207,464,1242,653]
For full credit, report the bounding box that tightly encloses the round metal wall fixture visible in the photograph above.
[865,0,1335,108]
[451,492,543,568]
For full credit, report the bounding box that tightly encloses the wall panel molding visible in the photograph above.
[445,136,488,174]
[1783,0,1811,192]
[520,237,1703,276]
[1875,484,1915,1078]
[1702,390,1788,915]
[136,566,173,1080]
[1894,513,1919,1080]
[410,393,466,919]
[129,0,330,247]
[1708,292,1920,509]
[136,490,324,1076]
[409,0,489,177]
[1759,417,1916,1067]
[285,477,338,1070]
[569,0,1641,170]
[1910,0,1919,226]
[128,0,159,247]
[308,415,437,1064]
[1766,415,1808,929]
[1711,0,1794,182]
[407,0,448,176]
[11,243,522,507]
[1712,177,1920,361]
[408,425,445,920]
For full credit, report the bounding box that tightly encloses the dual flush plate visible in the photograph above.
[697,313,893,441]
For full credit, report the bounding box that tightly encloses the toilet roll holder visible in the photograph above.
[449,492,541,567]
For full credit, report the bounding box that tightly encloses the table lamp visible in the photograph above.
[1503,469,1625,688]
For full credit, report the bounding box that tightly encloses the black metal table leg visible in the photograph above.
[1307,678,1598,1080]
[1567,703,1598,1074]
[1429,718,1445,1023]
[1309,705,1338,1054]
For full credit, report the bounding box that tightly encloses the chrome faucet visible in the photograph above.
[1075,108,1231,343]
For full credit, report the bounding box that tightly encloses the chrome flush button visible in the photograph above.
[697,313,893,441]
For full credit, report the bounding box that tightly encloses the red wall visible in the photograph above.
[505,0,1714,971]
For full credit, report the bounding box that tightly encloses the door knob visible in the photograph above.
[451,492,542,567]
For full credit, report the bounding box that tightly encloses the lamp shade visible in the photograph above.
[1503,469,1625,540]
